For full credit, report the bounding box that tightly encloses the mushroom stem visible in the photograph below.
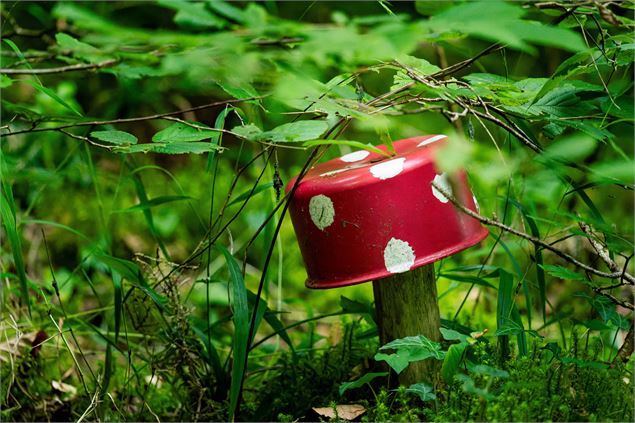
[372,264,441,387]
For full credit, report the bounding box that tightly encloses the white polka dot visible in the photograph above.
[383,238,416,273]
[309,194,335,230]
[340,150,370,162]
[472,194,480,213]
[432,173,452,203]
[417,135,447,147]
[370,157,406,180]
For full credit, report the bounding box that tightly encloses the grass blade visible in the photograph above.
[0,183,30,315]
[111,271,123,342]
[217,245,249,421]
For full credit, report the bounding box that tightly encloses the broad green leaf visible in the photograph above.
[542,135,597,162]
[590,159,635,185]
[396,54,440,75]
[206,0,245,23]
[264,121,329,143]
[152,122,214,143]
[233,121,329,143]
[217,81,259,100]
[425,0,585,53]
[374,351,411,374]
[339,372,388,396]
[55,33,104,63]
[231,124,262,140]
[405,383,436,401]
[376,334,445,374]
[157,0,226,29]
[539,264,586,281]
[440,328,469,343]
[441,343,467,383]
[91,130,138,145]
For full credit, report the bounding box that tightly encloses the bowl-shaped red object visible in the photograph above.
[287,135,488,289]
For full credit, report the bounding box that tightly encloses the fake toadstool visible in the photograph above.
[286,135,488,386]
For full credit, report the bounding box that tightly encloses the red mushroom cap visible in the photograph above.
[287,135,488,289]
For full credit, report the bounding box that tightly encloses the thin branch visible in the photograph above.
[579,221,621,273]
[431,180,635,285]
[0,60,118,75]
[1,96,263,137]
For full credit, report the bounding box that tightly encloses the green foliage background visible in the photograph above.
[1,1,633,421]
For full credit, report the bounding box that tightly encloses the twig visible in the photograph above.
[431,180,635,285]
[2,97,263,137]
[579,222,621,273]
[0,60,118,75]
[612,323,634,367]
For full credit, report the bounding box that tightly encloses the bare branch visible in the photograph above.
[0,60,119,75]
[1,96,263,138]
[431,180,635,285]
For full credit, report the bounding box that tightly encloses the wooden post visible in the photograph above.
[372,264,441,386]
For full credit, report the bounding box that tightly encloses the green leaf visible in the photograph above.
[117,142,220,155]
[496,270,515,330]
[0,75,13,88]
[495,319,524,336]
[439,273,496,289]
[152,122,214,143]
[217,81,259,101]
[111,271,123,342]
[470,364,509,378]
[441,343,467,383]
[115,195,192,213]
[396,54,441,75]
[440,328,470,343]
[158,0,226,29]
[376,335,445,374]
[425,0,585,53]
[590,159,635,185]
[55,33,104,63]
[228,182,273,207]
[216,245,249,421]
[339,372,388,396]
[542,135,597,162]
[264,121,329,143]
[539,264,586,281]
[405,383,436,401]
[91,130,138,145]
[234,121,329,143]
[231,124,263,140]
[24,79,83,117]
[94,254,166,309]
[0,183,30,315]
[374,352,411,374]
